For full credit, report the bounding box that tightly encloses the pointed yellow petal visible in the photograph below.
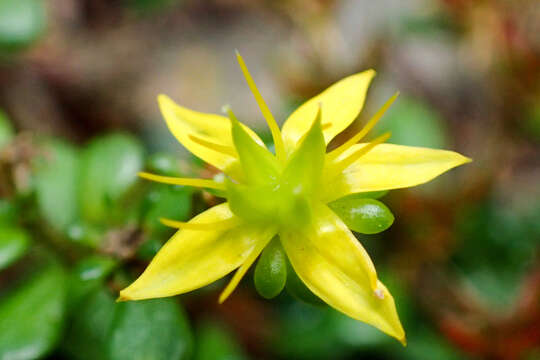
[157,94,264,179]
[323,143,472,202]
[281,70,375,154]
[120,203,276,300]
[280,204,405,343]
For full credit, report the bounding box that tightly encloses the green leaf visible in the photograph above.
[194,321,247,360]
[0,227,30,270]
[108,298,192,360]
[0,260,66,360]
[136,236,163,261]
[0,199,17,225]
[143,185,191,235]
[126,0,182,14]
[273,302,387,360]
[68,256,117,309]
[0,0,46,51]
[0,109,14,148]
[329,198,394,234]
[146,152,183,177]
[65,222,104,248]
[33,139,79,231]
[61,288,116,360]
[391,326,465,360]
[254,237,287,299]
[79,133,144,224]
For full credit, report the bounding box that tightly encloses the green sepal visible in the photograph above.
[226,181,278,223]
[281,108,325,195]
[254,237,287,299]
[329,197,394,234]
[229,113,279,185]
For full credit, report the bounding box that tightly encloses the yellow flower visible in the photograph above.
[119,52,471,345]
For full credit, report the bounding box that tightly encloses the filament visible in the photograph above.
[331,132,391,174]
[188,134,237,157]
[235,51,286,163]
[219,241,267,303]
[138,172,225,190]
[321,122,332,131]
[327,92,399,161]
[159,217,239,231]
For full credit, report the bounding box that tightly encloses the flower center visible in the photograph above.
[226,175,313,229]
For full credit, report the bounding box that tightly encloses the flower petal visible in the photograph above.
[158,94,264,179]
[281,70,375,154]
[119,203,276,300]
[323,143,471,202]
[280,204,405,343]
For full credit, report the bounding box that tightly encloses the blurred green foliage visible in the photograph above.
[0,0,46,52]
[1,0,539,357]
[194,322,246,360]
[454,198,539,308]
[374,97,447,149]
[0,256,66,359]
[0,110,14,148]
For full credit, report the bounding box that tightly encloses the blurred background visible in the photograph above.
[0,0,539,359]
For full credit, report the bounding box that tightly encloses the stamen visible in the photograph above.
[219,241,266,303]
[160,217,239,231]
[374,287,385,300]
[235,51,286,163]
[188,134,237,157]
[327,92,399,160]
[331,132,391,174]
[321,122,332,131]
[138,172,225,190]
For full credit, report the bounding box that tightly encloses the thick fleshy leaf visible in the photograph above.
[323,143,471,202]
[328,197,394,234]
[108,298,192,360]
[120,203,276,300]
[0,260,66,360]
[0,227,30,271]
[280,204,405,343]
[195,321,247,360]
[79,133,144,224]
[281,70,375,153]
[33,139,79,231]
[254,237,287,299]
[61,288,116,360]
[158,95,264,179]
